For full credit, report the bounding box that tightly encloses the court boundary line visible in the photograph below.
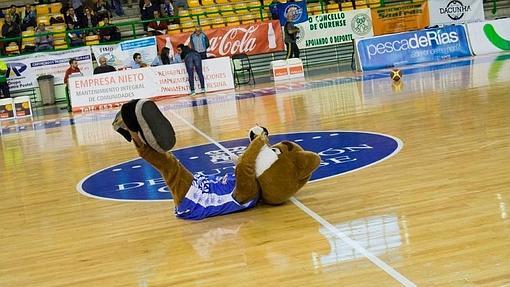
[168,109,417,287]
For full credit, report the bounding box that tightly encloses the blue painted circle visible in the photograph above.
[78,131,402,201]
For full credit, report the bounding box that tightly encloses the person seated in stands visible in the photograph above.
[21,5,36,31]
[65,7,81,30]
[94,0,112,20]
[98,17,121,42]
[140,0,156,31]
[130,52,148,68]
[35,23,54,52]
[8,5,21,25]
[161,0,174,18]
[1,14,21,54]
[81,7,99,35]
[1,14,21,40]
[151,47,178,66]
[147,10,168,36]
[94,56,117,74]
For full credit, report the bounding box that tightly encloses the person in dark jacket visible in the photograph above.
[177,44,205,96]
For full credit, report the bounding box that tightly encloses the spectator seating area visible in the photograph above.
[0,0,424,56]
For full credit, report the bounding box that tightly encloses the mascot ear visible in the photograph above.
[249,125,269,142]
[295,151,321,180]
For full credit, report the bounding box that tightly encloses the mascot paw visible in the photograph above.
[249,125,269,142]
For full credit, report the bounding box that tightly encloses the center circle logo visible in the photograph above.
[284,4,303,22]
[78,131,403,201]
[351,14,372,36]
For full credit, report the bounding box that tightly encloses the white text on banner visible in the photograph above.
[428,0,485,26]
[69,57,235,112]
[296,9,373,50]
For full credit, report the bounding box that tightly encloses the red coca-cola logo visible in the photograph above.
[208,25,259,57]
[156,21,284,58]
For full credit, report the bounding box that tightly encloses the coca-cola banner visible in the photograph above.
[156,20,285,58]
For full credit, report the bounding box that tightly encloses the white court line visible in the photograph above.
[168,109,417,287]
[290,197,417,287]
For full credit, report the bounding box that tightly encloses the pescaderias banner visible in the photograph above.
[355,25,472,71]
[295,9,373,50]
[466,18,510,55]
[156,20,285,58]
[5,46,93,91]
[69,57,234,112]
[428,0,485,26]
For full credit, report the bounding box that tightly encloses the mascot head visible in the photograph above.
[250,127,321,205]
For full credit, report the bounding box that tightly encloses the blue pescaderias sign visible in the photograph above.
[355,25,473,71]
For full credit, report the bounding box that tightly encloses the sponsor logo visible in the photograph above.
[483,23,510,51]
[6,62,27,77]
[440,0,471,20]
[78,131,403,201]
[208,25,258,57]
[284,4,304,22]
[365,30,459,59]
[352,13,372,36]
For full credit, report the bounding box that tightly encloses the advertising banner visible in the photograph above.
[277,1,308,25]
[5,46,93,91]
[371,1,430,36]
[91,37,159,69]
[295,9,373,49]
[355,25,472,71]
[69,57,234,112]
[156,20,285,58]
[428,0,485,26]
[466,18,510,55]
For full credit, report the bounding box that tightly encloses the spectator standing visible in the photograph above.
[161,0,174,17]
[0,59,10,99]
[111,0,125,16]
[21,5,37,31]
[94,56,117,74]
[140,0,156,31]
[8,5,21,25]
[64,58,82,111]
[1,14,21,41]
[177,43,205,96]
[65,7,81,30]
[72,0,85,18]
[94,0,112,20]
[81,7,99,35]
[284,13,300,59]
[189,25,209,59]
[35,23,54,52]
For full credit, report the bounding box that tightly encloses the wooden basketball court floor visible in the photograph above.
[1,53,510,287]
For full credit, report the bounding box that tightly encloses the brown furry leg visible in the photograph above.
[132,133,193,206]
[232,135,268,203]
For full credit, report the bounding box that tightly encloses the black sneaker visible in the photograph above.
[112,111,132,142]
[134,99,176,153]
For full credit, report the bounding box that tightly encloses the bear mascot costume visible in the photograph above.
[113,99,321,220]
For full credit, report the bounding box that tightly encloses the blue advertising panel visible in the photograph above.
[277,1,308,25]
[356,25,473,71]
